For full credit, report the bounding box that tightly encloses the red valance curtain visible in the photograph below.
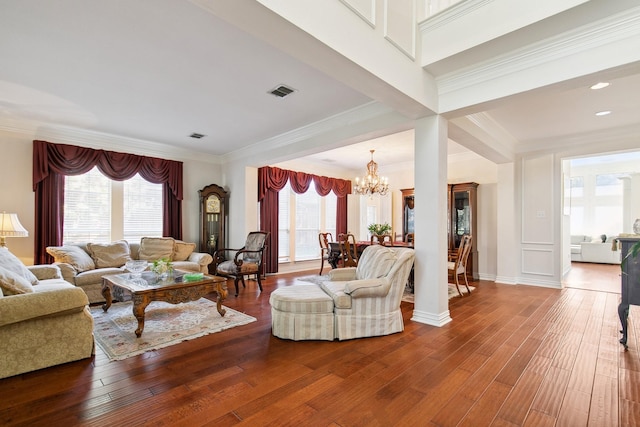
[32,140,183,264]
[258,166,351,274]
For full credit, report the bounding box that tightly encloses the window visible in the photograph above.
[64,167,111,243]
[595,173,623,196]
[570,176,584,198]
[278,184,290,262]
[64,167,163,243]
[123,174,163,242]
[278,181,337,263]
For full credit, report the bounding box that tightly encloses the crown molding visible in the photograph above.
[221,101,403,165]
[0,118,222,164]
[517,122,640,157]
[437,5,640,96]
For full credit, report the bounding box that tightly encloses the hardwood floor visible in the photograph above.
[1,266,638,426]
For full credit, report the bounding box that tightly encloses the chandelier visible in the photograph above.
[353,149,389,196]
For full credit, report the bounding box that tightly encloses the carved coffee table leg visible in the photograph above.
[216,281,227,317]
[101,282,113,312]
[132,295,151,338]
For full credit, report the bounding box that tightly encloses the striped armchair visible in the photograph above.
[270,245,415,341]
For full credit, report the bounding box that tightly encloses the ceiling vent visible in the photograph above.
[189,133,205,139]
[269,85,295,98]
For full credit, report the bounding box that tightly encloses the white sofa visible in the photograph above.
[570,235,620,264]
[270,245,415,341]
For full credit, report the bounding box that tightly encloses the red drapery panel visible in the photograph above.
[288,171,313,194]
[258,166,351,274]
[258,167,290,274]
[312,175,333,196]
[32,140,183,264]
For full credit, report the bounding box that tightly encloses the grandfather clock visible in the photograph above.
[199,184,228,273]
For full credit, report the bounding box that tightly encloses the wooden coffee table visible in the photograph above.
[101,271,227,337]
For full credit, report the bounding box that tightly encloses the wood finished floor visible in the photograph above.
[1,263,638,426]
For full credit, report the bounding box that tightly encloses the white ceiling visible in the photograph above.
[1,0,639,170]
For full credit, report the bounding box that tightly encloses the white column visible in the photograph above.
[496,162,519,284]
[411,115,451,326]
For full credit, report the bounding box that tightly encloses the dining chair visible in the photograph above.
[405,233,415,245]
[448,234,472,296]
[318,232,333,275]
[338,233,358,267]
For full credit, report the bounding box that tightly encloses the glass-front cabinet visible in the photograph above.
[448,182,478,280]
[199,184,228,273]
[400,188,414,241]
[400,184,478,281]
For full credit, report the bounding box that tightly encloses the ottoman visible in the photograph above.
[269,284,335,341]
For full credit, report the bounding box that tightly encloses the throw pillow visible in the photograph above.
[0,248,39,285]
[173,240,196,261]
[138,237,175,261]
[87,240,131,268]
[46,245,95,272]
[0,265,34,295]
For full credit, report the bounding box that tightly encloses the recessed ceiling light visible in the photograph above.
[595,110,611,116]
[590,82,610,90]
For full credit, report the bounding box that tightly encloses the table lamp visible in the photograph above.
[0,211,29,248]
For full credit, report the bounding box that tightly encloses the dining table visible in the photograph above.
[327,240,414,269]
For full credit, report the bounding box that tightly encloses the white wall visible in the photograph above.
[0,132,36,265]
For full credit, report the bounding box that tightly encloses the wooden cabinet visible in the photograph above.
[618,237,640,348]
[449,182,479,280]
[400,188,414,241]
[199,184,228,274]
[399,183,479,280]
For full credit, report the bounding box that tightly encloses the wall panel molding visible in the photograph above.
[383,0,416,60]
[521,247,555,276]
[339,0,376,27]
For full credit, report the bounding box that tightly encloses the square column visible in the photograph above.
[411,115,452,326]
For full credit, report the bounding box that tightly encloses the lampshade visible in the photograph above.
[0,212,29,248]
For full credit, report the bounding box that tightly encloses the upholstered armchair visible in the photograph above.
[323,245,415,340]
[214,231,269,296]
[270,245,415,341]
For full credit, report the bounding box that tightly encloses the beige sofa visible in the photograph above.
[0,249,94,379]
[47,237,213,303]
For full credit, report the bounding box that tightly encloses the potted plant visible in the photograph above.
[368,223,392,236]
[151,258,174,280]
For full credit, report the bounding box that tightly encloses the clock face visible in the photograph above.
[206,196,220,213]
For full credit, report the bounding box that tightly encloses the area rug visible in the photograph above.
[91,299,256,361]
[401,285,475,303]
[298,275,473,303]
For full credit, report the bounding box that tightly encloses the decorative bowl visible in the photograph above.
[125,260,148,277]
